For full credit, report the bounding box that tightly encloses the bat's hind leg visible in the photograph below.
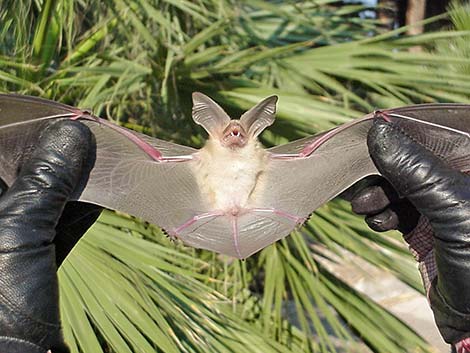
[251,208,306,225]
[169,211,224,239]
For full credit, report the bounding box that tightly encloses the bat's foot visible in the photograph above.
[162,228,178,241]
[296,216,308,226]
[166,228,179,240]
[303,213,312,224]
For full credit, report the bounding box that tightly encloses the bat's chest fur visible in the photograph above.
[195,140,267,214]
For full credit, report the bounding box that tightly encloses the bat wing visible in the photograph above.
[0,94,210,241]
[78,122,208,236]
[263,117,377,219]
[226,104,470,258]
[265,103,470,212]
[0,94,317,258]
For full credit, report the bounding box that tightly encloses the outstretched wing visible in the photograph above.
[263,116,376,219]
[269,103,470,213]
[227,104,470,258]
[78,121,209,236]
[0,94,210,241]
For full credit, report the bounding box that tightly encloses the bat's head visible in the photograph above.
[192,92,278,149]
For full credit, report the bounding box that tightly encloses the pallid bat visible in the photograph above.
[0,93,469,258]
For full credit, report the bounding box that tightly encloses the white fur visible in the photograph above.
[194,138,267,213]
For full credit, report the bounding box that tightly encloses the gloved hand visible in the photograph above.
[0,120,101,353]
[350,119,470,351]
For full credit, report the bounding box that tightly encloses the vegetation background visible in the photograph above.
[1,0,470,352]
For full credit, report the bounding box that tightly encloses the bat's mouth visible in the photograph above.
[222,123,247,148]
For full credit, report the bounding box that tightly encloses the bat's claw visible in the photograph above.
[70,109,96,121]
[374,110,392,122]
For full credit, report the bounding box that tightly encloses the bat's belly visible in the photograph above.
[209,167,260,212]
[194,143,267,214]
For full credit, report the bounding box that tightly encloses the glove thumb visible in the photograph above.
[367,119,470,235]
[368,119,470,315]
[0,120,92,352]
[0,120,92,249]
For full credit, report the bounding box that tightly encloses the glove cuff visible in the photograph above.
[402,216,437,292]
[429,278,470,344]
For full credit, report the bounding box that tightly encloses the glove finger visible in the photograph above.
[391,201,421,234]
[351,182,399,215]
[365,201,420,233]
[339,175,383,201]
[0,120,92,251]
[55,202,102,266]
[365,208,399,232]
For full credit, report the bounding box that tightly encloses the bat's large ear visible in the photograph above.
[192,92,231,138]
[240,95,278,138]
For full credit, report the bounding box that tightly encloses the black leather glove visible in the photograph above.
[350,119,470,349]
[0,120,101,353]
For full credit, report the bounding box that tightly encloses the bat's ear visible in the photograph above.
[240,95,278,138]
[192,92,231,138]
